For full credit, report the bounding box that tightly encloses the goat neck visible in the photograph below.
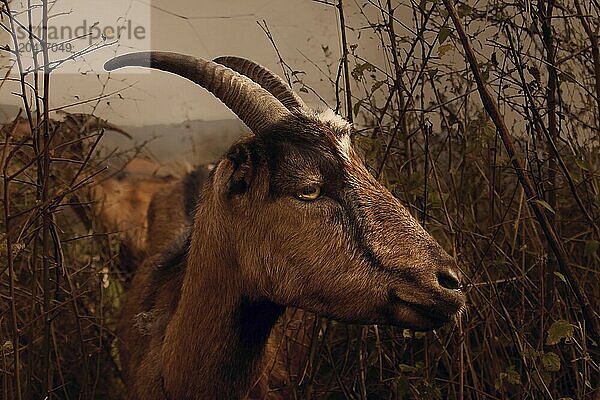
[160,184,283,399]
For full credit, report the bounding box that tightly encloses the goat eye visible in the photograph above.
[296,185,321,201]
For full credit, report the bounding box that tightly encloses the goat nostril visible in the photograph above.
[437,270,461,290]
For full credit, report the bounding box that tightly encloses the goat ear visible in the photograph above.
[220,141,258,198]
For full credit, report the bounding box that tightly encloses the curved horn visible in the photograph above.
[104,52,291,134]
[213,56,307,111]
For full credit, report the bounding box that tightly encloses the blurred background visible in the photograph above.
[1,0,385,164]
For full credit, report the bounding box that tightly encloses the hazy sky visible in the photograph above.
[1,0,384,126]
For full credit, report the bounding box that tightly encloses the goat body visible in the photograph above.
[105,52,466,399]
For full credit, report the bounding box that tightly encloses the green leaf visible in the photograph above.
[414,331,426,339]
[534,199,555,214]
[496,365,521,389]
[482,65,490,82]
[541,352,561,372]
[353,99,363,117]
[574,157,590,171]
[553,271,567,283]
[371,80,384,92]
[398,363,416,373]
[438,26,452,44]
[546,320,574,345]
[2,340,13,353]
[438,43,454,57]
[522,347,539,358]
[482,120,496,140]
[351,62,375,81]
[505,368,521,385]
[457,4,472,17]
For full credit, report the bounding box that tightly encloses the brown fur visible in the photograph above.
[93,163,176,252]
[127,157,310,399]
[0,114,136,240]
[118,112,465,399]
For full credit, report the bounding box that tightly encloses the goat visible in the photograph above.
[0,113,134,237]
[133,152,308,398]
[94,159,179,240]
[91,158,182,277]
[104,51,466,399]
[1,114,180,274]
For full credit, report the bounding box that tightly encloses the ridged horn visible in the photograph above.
[104,52,291,134]
[213,56,307,111]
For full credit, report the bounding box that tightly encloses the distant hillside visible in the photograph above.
[0,104,246,165]
[107,119,246,165]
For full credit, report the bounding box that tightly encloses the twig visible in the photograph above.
[337,0,353,123]
[375,4,438,179]
[40,0,53,394]
[422,121,431,227]
[574,0,600,125]
[257,20,293,87]
[2,112,23,400]
[441,0,600,347]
